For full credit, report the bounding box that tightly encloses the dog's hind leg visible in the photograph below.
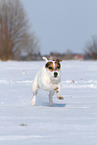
[49,91,55,107]
[32,77,38,106]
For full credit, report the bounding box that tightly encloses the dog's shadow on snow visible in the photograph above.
[41,102,66,107]
[53,103,66,107]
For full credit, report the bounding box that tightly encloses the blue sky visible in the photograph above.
[21,0,97,55]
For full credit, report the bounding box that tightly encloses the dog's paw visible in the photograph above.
[54,87,58,91]
[49,104,53,107]
[31,100,35,106]
[57,96,64,100]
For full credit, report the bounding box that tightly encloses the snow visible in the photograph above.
[0,60,97,145]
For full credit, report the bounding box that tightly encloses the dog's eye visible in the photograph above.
[49,67,53,70]
[57,66,60,69]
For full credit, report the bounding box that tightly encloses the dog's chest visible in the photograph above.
[37,69,60,90]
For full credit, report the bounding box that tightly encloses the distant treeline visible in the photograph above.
[0,0,97,61]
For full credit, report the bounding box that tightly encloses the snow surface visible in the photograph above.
[0,60,97,145]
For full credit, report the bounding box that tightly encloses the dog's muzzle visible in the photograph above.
[54,72,58,78]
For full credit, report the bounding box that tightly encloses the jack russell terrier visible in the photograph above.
[31,57,64,107]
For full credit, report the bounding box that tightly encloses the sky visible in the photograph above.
[21,0,97,55]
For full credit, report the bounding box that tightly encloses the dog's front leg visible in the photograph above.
[56,85,61,96]
[56,85,64,100]
[32,92,37,105]
[49,91,55,107]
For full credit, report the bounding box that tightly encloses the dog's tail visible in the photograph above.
[42,57,48,62]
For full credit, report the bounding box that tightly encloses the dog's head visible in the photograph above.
[43,57,62,79]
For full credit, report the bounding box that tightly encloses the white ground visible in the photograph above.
[0,60,97,145]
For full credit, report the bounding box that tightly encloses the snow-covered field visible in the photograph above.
[0,60,97,145]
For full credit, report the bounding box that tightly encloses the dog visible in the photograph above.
[31,57,64,107]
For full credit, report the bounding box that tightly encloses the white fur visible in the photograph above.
[42,57,48,62]
[32,57,62,107]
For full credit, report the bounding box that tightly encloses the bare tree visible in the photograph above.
[84,36,97,60]
[0,0,40,60]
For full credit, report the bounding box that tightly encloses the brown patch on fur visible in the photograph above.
[55,61,61,70]
[56,59,62,62]
[45,59,62,72]
[45,61,54,72]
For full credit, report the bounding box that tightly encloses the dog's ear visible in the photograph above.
[42,57,48,62]
[56,59,62,62]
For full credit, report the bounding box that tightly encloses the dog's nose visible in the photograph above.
[54,72,58,77]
